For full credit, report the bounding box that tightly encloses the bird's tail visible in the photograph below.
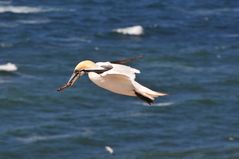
[133,81,167,105]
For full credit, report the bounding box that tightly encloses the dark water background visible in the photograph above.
[0,0,239,158]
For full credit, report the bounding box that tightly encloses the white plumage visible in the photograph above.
[58,59,167,104]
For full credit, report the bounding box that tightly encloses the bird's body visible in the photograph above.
[88,62,139,96]
[58,59,167,104]
[89,72,135,96]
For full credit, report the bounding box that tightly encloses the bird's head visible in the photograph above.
[74,60,97,71]
[57,60,96,92]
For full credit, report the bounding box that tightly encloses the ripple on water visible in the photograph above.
[16,134,72,143]
[0,6,60,14]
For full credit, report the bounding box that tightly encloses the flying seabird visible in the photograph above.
[57,56,167,104]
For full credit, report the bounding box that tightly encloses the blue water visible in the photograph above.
[1,0,239,158]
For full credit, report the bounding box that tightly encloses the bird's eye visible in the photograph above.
[74,70,80,74]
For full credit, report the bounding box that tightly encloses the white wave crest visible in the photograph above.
[17,134,71,143]
[0,6,47,14]
[113,25,144,36]
[151,102,174,107]
[0,63,18,72]
[18,19,50,24]
[105,146,114,154]
[141,102,174,107]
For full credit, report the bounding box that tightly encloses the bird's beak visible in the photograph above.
[57,71,83,92]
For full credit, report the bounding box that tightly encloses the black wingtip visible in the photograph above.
[134,91,154,105]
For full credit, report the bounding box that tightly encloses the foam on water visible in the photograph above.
[141,102,174,107]
[105,146,114,154]
[113,25,144,36]
[16,128,94,143]
[134,101,174,107]
[150,102,174,107]
[56,37,92,43]
[17,134,72,143]
[0,63,17,72]
[18,19,51,25]
[0,6,56,14]
[1,0,238,158]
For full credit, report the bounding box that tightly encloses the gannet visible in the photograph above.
[57,57,167,104]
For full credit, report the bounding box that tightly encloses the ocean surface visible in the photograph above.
[1,0,239,158]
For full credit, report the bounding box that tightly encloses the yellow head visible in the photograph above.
[74,60,96,71]
[57,60,96,92]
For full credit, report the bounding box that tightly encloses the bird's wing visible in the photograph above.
[83,64,113,74]
[96,62,140,80]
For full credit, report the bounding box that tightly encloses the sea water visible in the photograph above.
[0,0,239,159]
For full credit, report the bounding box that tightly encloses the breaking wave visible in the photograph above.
[0,6,54,14]
[113,25,144,36]
[0,63,18,72]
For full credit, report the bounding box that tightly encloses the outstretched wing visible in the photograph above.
[83,65,113,74]
[96,62,140,80]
